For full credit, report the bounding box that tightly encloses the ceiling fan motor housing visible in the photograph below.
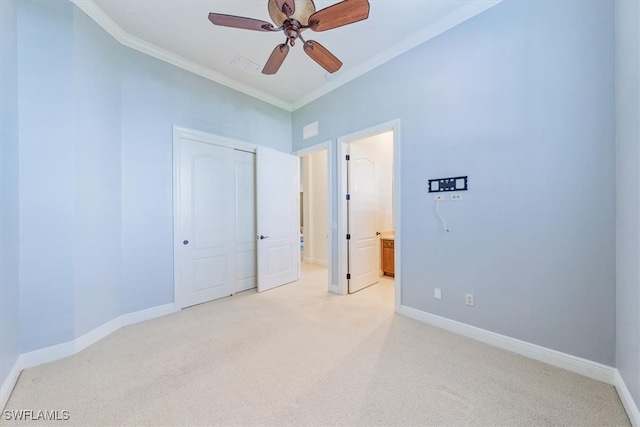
[285,19,303,46]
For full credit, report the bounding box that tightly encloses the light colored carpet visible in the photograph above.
[4,263,630,426]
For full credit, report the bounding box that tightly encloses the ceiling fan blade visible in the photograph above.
[274,0,295,16]
[308,0,370,32]
[303,40,343,73]
[262,43,290,75]
[208,13,274,31]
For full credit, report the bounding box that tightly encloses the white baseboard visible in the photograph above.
[1,358,23,413]
[615,369,640,426]
[20,303,177,370]
[116,303,178,334]
[0,303,177,411]
[399,305,616,385]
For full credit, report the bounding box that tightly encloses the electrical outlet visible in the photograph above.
[465,294,474,306]
[451,194,463,201]
[433,194,445,201]
[434,288,442,299]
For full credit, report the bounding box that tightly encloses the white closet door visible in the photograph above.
[176,138,235,309]
[256,147,299,292]
[234,150,257,292]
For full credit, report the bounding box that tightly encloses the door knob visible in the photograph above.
[258,235,269,240]
[183,240,189,245]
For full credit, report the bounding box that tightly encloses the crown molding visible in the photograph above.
[70,0,501,113]
[69,0,294,112]
[290,0,502,110]
[69,0,127,41]
[119,32,293,111]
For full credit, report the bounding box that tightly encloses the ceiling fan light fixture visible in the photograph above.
[268,0,316,27]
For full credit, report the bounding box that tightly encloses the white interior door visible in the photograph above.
[256,146,300,292]
[348,143,379,293]
[177,138,235,308]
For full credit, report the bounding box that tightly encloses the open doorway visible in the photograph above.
[345,131,394,294]
[300,149,329,267]
[347,131,395,293]
[294,142,333,293]
[337,120,401,309]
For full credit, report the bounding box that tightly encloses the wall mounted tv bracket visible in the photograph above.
[428,176,468,193]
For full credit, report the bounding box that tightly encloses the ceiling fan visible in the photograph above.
[208,0,370,75]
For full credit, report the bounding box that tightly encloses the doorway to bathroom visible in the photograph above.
[337,120,401,309]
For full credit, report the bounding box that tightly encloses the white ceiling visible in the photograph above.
[75,0,501,110]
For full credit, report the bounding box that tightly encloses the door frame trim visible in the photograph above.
[336,120,402,312]
[293,141,334,293]
[172,126,257,309]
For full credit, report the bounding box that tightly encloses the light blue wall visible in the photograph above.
[615,0,640,408]
[0,0,21,387]
[18,0,76,352]
[293,0,616,365]
[15,0,292,353]
[119,49,291,314]
[72,9,122,337]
